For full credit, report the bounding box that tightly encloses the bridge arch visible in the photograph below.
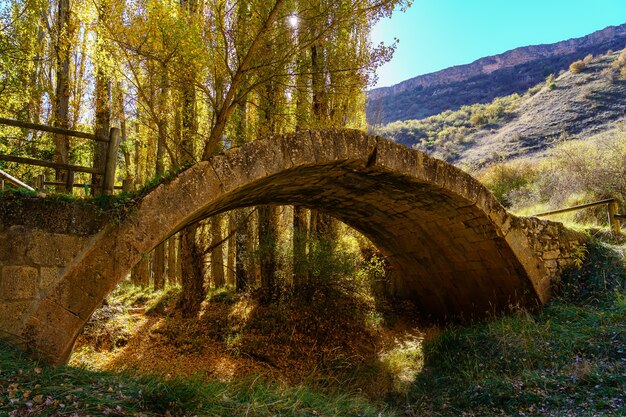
[20,129,574,364]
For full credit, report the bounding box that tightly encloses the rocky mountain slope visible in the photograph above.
[367,23,626,124]
[374,50,626,167]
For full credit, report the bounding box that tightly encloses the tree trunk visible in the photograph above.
[258,205,278,303]
[248,209,259,287]
[156,67,168,176]
[227,213,236,286]
[211,214,225,288]
[311,44,325,123]
[53,0,71,192]
[153,242,166,290]
[293,205,308,292]
[235,209,250,292]
[177,0,204,314]
[179,225,205,317]
[131,256,150,287]
[91,66,111,195]
[115,81,133,187]
[168,235,178,284]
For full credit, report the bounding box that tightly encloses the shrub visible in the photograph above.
[484,102,505,120]
[469,112,488,126]
[477,161,537,207]
[583,54,593,65]
[528,84,543,95]
[477,129,626,224]
[601,66,616,81]
[618,48,626,65]
[545,73,557,90]
[569,60,586,74]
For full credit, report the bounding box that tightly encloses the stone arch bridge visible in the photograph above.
[0,129,583,365]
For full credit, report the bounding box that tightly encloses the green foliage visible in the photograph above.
[477,160,537,207]
[0,187,38,198]
[556,241,625,304]
[374,94,520,159]
[469,112,488,127]
[608,48,626,79]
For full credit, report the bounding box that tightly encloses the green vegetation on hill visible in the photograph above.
[374,49,626,166]
[372,93,522,160]
[477,124,626,223]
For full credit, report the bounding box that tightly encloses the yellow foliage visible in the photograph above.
[569,60,586,74]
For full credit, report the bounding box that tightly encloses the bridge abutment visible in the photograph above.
[0,198,105,352]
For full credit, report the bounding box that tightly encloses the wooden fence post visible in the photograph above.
[36,174,45,190]
[65,170,74,194]
[91,127,109,197]
[102,127,121,195]
[608,200,621,236]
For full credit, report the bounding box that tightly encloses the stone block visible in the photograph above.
[22,298,86,365]
[542,250,561,260]
[0,300,33,337]
[26,232,86,266]
[0,226,29,264]
[0,266,38,299]
[39,267,59,291]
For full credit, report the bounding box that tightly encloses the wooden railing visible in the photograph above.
[533,198,623,236]
[0,118,121,195]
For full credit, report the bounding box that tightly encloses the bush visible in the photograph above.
[618,48,626,65]
[477,128,626,224]
[545,73,557,90]
[469,112,488,126]
[477,161,537,207]
[569,60,586,74]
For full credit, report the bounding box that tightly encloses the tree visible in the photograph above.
[0,0,408,313]
[52,0,72,190]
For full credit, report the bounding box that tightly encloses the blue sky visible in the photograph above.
[371,0,626,88]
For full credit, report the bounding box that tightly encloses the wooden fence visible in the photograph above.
[0,117,121,195]
[533,198,623,236]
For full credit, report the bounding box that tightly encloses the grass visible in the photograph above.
[398,240,626,416]
[2,241,625,416]
[0,340,388,416]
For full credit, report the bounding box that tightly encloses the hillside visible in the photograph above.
[367,23,626,124]
[374,50,626,167]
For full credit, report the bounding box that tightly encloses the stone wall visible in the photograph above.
[0,197,105,343]
[504,216,587,303]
